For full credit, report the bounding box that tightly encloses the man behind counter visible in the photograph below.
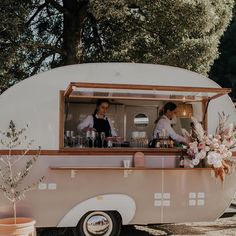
[77,99,117,147]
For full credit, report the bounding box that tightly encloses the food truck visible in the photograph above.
[0,63,236,236]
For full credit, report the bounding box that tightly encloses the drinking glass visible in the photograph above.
[123,160,131,168]
[77,135,83,148]
[91,130,96,148]
[95,132,99,147]
[100,132,106,148]
[115,136,123,148]
[86,130,91,147]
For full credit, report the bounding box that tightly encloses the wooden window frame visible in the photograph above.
[59,82,231,151]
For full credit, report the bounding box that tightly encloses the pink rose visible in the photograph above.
[198,142,205,150]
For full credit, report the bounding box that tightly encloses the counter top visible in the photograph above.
[0,148,236,157]
[0,147,184,156]
[57,147,184,156]
[49,166,212,170]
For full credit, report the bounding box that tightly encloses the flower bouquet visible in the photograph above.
[186,112,236,182]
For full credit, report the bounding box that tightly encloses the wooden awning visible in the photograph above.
[64,82,231,102]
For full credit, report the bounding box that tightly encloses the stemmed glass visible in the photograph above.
[90,130,96,148]
[100,132,106,148]
[86,130,91,147]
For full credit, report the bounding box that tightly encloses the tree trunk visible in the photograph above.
[13,201,16,224]
[62,0,89,65]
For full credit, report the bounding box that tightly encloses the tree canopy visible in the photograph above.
[210,7,236,100]
[0,0,235,93]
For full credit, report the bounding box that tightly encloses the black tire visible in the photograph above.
[77,211,122,236]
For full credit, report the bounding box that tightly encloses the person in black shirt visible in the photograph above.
[78,99,117,146]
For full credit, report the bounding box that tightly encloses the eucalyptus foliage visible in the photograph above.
[0,0,235,93]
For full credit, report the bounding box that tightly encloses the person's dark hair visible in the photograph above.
[163,102,177,114]
[155,102,177,123]
[93,99,110,115]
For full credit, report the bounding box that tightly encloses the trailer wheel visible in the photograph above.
[77,211,121,236]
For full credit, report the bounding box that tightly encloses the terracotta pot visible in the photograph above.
[0,217,36,236]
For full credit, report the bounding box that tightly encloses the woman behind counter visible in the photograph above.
[153,102,188,144]
[77,99,117,141]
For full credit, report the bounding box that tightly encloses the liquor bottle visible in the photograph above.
[179,150,184,168]
[160,129,168,148]
[155,141,160,148]
[163,136,168,148]
[107,137,113,148]
[167,137,174,148]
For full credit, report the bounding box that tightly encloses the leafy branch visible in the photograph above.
[0,120,44,223]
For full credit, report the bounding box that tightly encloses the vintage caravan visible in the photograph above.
[0,63,236,236]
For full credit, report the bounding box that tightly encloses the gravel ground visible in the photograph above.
[129,217,236,235]
[37,216,236,236]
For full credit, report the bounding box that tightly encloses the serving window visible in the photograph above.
[59,82,230,151]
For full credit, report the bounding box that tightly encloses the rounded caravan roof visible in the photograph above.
[0,63,235,150]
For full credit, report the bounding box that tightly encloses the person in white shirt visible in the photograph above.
[77,99,117,137]
[153,102,187,144]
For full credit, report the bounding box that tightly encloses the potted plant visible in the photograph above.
[0,120,43,235]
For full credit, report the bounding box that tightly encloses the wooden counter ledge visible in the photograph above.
[49,166,213,171]
[0,148,236,156]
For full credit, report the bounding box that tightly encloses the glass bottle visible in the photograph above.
[179,150,185,168]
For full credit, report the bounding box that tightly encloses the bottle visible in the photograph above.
[155,141,160,148]
[163,136,168,148]
[179,150,184,168]
[162,129,168,148]
[168,138,174,148]
[107,137,113,148]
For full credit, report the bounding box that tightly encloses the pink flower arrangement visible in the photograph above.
[186,113,236,181]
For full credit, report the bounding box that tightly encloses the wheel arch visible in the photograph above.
[57,194,136,227]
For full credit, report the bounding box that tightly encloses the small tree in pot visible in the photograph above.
[0,120,43,235]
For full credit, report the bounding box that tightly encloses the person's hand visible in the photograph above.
[113,136,124,143]
[184,136,192,147]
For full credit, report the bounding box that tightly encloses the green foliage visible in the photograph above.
[0,0,32,93]
[86,0,235,76]
[0,0,235,93]
[210,7,236,99]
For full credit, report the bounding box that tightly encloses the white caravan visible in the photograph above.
[0,63,236,236]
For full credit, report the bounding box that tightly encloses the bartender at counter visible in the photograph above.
[153,102,188,144]
[77,99,117,138]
